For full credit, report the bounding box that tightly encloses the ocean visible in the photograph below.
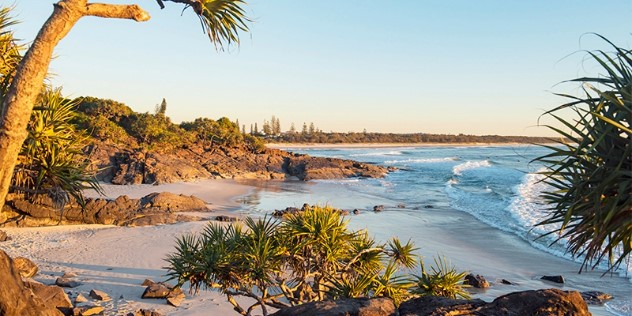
[234,145,631,315]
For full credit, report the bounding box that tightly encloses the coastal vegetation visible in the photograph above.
[0,0,250,220]
[535,35,632,273]
[166,206,470,316]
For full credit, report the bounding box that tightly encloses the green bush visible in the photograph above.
[12,88,101,209]
[166,206,469,315]
[535,35,632,272]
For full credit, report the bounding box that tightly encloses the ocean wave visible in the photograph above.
[452,160,492,176]
[507,169,632,282]
[350,151,404,157]
[384,157,459,164]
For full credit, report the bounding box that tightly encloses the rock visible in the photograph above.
[75,293,89,303]
[0,229,10,241]
[478,288,589,316]
[166,292,185,307]
[399,296,486,316]
[271,297,396,316]
[140,192,208,212]
[72,305,104,316]
[397,204,406,208]
[215,215,239,222]
[24,280,73,309]
[500,279,514,285]
[141,279,155,286]
[62,272,78,278]
[424,205,434,209]
[400,289,589,316]
[353,209,361,215]
[464,273,490,288]
[129,309,164,316]
[89,289,110,301]
[12,256,38,278]
[581,291,613,305]
[541,275,565,284]
[0,250,62,315]
[56,277,82,288]
[141,283,171,299]
[373,205,385,212]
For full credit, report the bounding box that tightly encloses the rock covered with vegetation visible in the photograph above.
[74,97,389,184]
[1,192,209,227]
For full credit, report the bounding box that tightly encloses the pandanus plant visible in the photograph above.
[536,34,631,273]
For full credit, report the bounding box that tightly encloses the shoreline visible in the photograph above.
[1,178,629,316]
[266,142,548,149]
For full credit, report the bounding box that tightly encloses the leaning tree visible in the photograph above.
[0,0,249,220]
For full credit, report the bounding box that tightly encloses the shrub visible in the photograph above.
[535,35,631,272]
[12,88,101,209]
[166,206,468,315]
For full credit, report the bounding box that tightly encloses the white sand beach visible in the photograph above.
[0,179,630,316]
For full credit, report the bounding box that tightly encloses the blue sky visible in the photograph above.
[6,0,632,136]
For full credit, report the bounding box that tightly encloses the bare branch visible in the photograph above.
[84,3,150,22]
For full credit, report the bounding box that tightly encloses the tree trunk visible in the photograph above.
[0,0,149,221]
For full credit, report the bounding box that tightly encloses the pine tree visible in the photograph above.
[289,122,296,134]
[309,122,316,134]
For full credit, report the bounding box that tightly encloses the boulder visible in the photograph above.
[0,250,62,315]
[141,279,155,286]
[72,305,104,316]
[127,309,164,316]
[88,289,110,301]
[215,215,239,222]
[399,296,486,316]
[166,292,185,307]
[541,275,565,284]
[373,205,385,212]
[399,289,589,316]
[271,297,396,316]
[464,273,490,288]
[141,283,171,299]
[478,288,589,315]
[580,291,613,305]
[56,277,82,288]
[500,279,515,285]
[75,293,88,304]
[24,280,73,310]
[12,256,38,278]
[0,229,9,241]
[140,192,208,212]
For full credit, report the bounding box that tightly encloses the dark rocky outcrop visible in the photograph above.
[580,291,613,305]
[1,192,209,227]
[464,273,490,288]
[399,296,486,316]
[276,289,590,316]
[89,142,389,185]
[0,250,63,316]
[478,288,589,315]
[541,275,565,284]
[271,297,396,316]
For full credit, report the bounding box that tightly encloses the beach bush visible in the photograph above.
[411,256,470,299]
[12,88,102,209]
[536,35,631,272]
[166,206,469,315]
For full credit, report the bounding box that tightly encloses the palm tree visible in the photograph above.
[535,35,631,272]
[0,0,250,219]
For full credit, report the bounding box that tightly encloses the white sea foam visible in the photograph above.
[452,160,492,176]
[350,151,404,157]
[384,157,459,164]
[507,169,632,283]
